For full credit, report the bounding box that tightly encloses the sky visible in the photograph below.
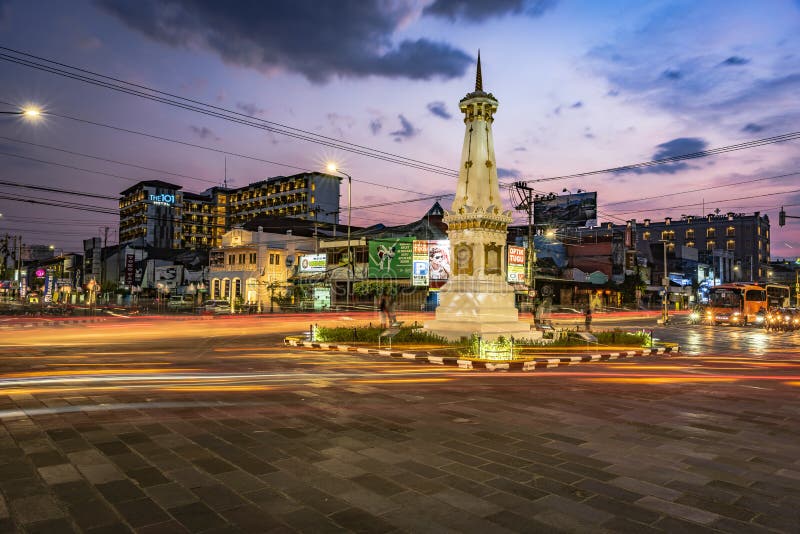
[0,0,799,259]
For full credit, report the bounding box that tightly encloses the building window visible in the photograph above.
[727,240,735,251]
[249,253,257,264]
[661,230,674,241]
[706,228,715,238]
[223,279,231,297]
[228,255,235,265]
[726,226,735,237]
[707,240,715,251]
[685,229,694,239]
[686,241,695,248]
[643,231,650,241]
[234,279,241,297]
[238,253,245,264]
[667,243,675,253]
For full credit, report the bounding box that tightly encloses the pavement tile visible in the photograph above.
[191,484,247,512]
[9,494,65,524]
[0,494,6,519]
[51,480,97,505]
[278,506,343,533]
[145,483,199,509]
[95,479,147,504]
[485,510,563,533]
[168,501,229,532]
[24,518,79,534]
[191,457,237,475]
[220,505,286,533]
[127,466,171,488]
[600,516,662,534]
[349,473,406,496]
[213,471,266,494]
[610,476,683,501]
[136,519,190,533]
[485,477,548,502]
[329,506,396,533]
[653,514,722,533]
[27,450,68,468]
[432,487,503,517]
[113,497,170,529]
[283,486,349,515]
[676,493,756,522]
[68,498,120,530]
[637,495,720,525]
[245,488,303,515]
[165,467,218,489]
[0,476,47,500]
[37,463,83,485]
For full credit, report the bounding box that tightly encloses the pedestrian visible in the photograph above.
[584,306,592,332]
[387,296,398,326]
[378,294,388,328]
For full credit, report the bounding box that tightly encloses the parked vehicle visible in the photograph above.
[168,295,194,309]
[203,299,231,314]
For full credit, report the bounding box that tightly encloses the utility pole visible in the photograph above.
[659,240,669,324]
[512,181,535,297]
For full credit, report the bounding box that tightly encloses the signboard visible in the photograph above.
[507,245,526,283]
[149,193,175,206]
[154,265,183,290]
[368,238,413,279]
[44,270,54,303]
[427,240,451,281]
[312,287,331,311]
[35,268,45,278]
[534,191,597,227]
[125,254,135,285]
[299,254,327,273]
[412,240,429,286]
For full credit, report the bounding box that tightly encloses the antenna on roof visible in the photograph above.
[224,157,228,189]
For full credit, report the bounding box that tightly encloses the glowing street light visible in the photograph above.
[0,106,42,120]
[326,163,353,309]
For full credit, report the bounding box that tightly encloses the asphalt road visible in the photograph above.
[0,315,798,533]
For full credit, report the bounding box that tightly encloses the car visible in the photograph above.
[168,295,194,309]
[203,299,232,314]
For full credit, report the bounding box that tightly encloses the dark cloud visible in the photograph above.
[427,101,451,119]
[513,146,527,152]
[570,101,583,108]
[662,69,682,80]
[607,89,619,97]
[96,0,472,83]
[236,101,264,116]
[618,137,710,175]
[189,125,219,141]
[497,167,519,178]
[742,123,764,133]
[369,119,382,135]
[721,56,749,66]
[423,0,556,21]
[389,115,419,142]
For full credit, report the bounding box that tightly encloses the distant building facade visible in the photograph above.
[119,173,340,250]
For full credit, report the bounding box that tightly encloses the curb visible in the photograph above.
[284,339,679,371]
[0,318,108,330]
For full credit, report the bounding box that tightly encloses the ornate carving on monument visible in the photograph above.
[484,243,502,275]
[453,243,473,275]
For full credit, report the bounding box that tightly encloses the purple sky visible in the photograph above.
[1,0,799,259]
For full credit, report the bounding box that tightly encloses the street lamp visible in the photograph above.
[326,163,353,310]
[0,106,42,120]
[658,240,670,324]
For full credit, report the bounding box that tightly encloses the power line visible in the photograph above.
[0,47,458,178]
[0,103,444,197]
[515,132,800,184]
[604,187,800,217]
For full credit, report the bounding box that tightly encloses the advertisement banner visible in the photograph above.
[368,238,413,279]
[125,254,135,285]
[44,269,54,303]
[507,245,526,283]
[534,191,597,227]
[412,240,429,286]
[427,240,451,281]
[299,254,327,273]
[154,265,183,290]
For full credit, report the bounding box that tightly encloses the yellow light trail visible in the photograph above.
[159,385,271,392]
[2,368,202,378]
[352,378,453,384]
[46,363,173,367]
[582,377,738,384]
[83,351,174,355]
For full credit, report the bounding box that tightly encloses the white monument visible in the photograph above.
[425,54,536,341]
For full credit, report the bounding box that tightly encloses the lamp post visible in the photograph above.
[0,106,41,119]
[326,163,353,310]
[658,239,669,324]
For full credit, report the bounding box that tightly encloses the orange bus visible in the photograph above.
[705,283,766,326]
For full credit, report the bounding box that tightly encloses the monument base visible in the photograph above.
[424,289,541,342]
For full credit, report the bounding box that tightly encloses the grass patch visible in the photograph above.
[315,324,451,345]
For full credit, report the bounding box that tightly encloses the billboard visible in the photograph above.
[427,240,451,281]
[299,254,327,273]
[534,191,597,227]
[412,241,429,286]
[507,245,526,283]
[368,238,413,279]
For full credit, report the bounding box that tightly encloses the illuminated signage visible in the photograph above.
[149,193,176,206]
[507,245,526,283]
[299,254,327,273]
[35,268,46,278]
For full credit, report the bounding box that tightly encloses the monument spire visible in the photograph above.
[425,52,534,342]
[475,50,482,92]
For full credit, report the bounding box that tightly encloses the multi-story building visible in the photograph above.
[119,173,340,250]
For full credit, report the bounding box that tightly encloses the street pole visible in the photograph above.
[660,240,669,324]
[327,164,353,311]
